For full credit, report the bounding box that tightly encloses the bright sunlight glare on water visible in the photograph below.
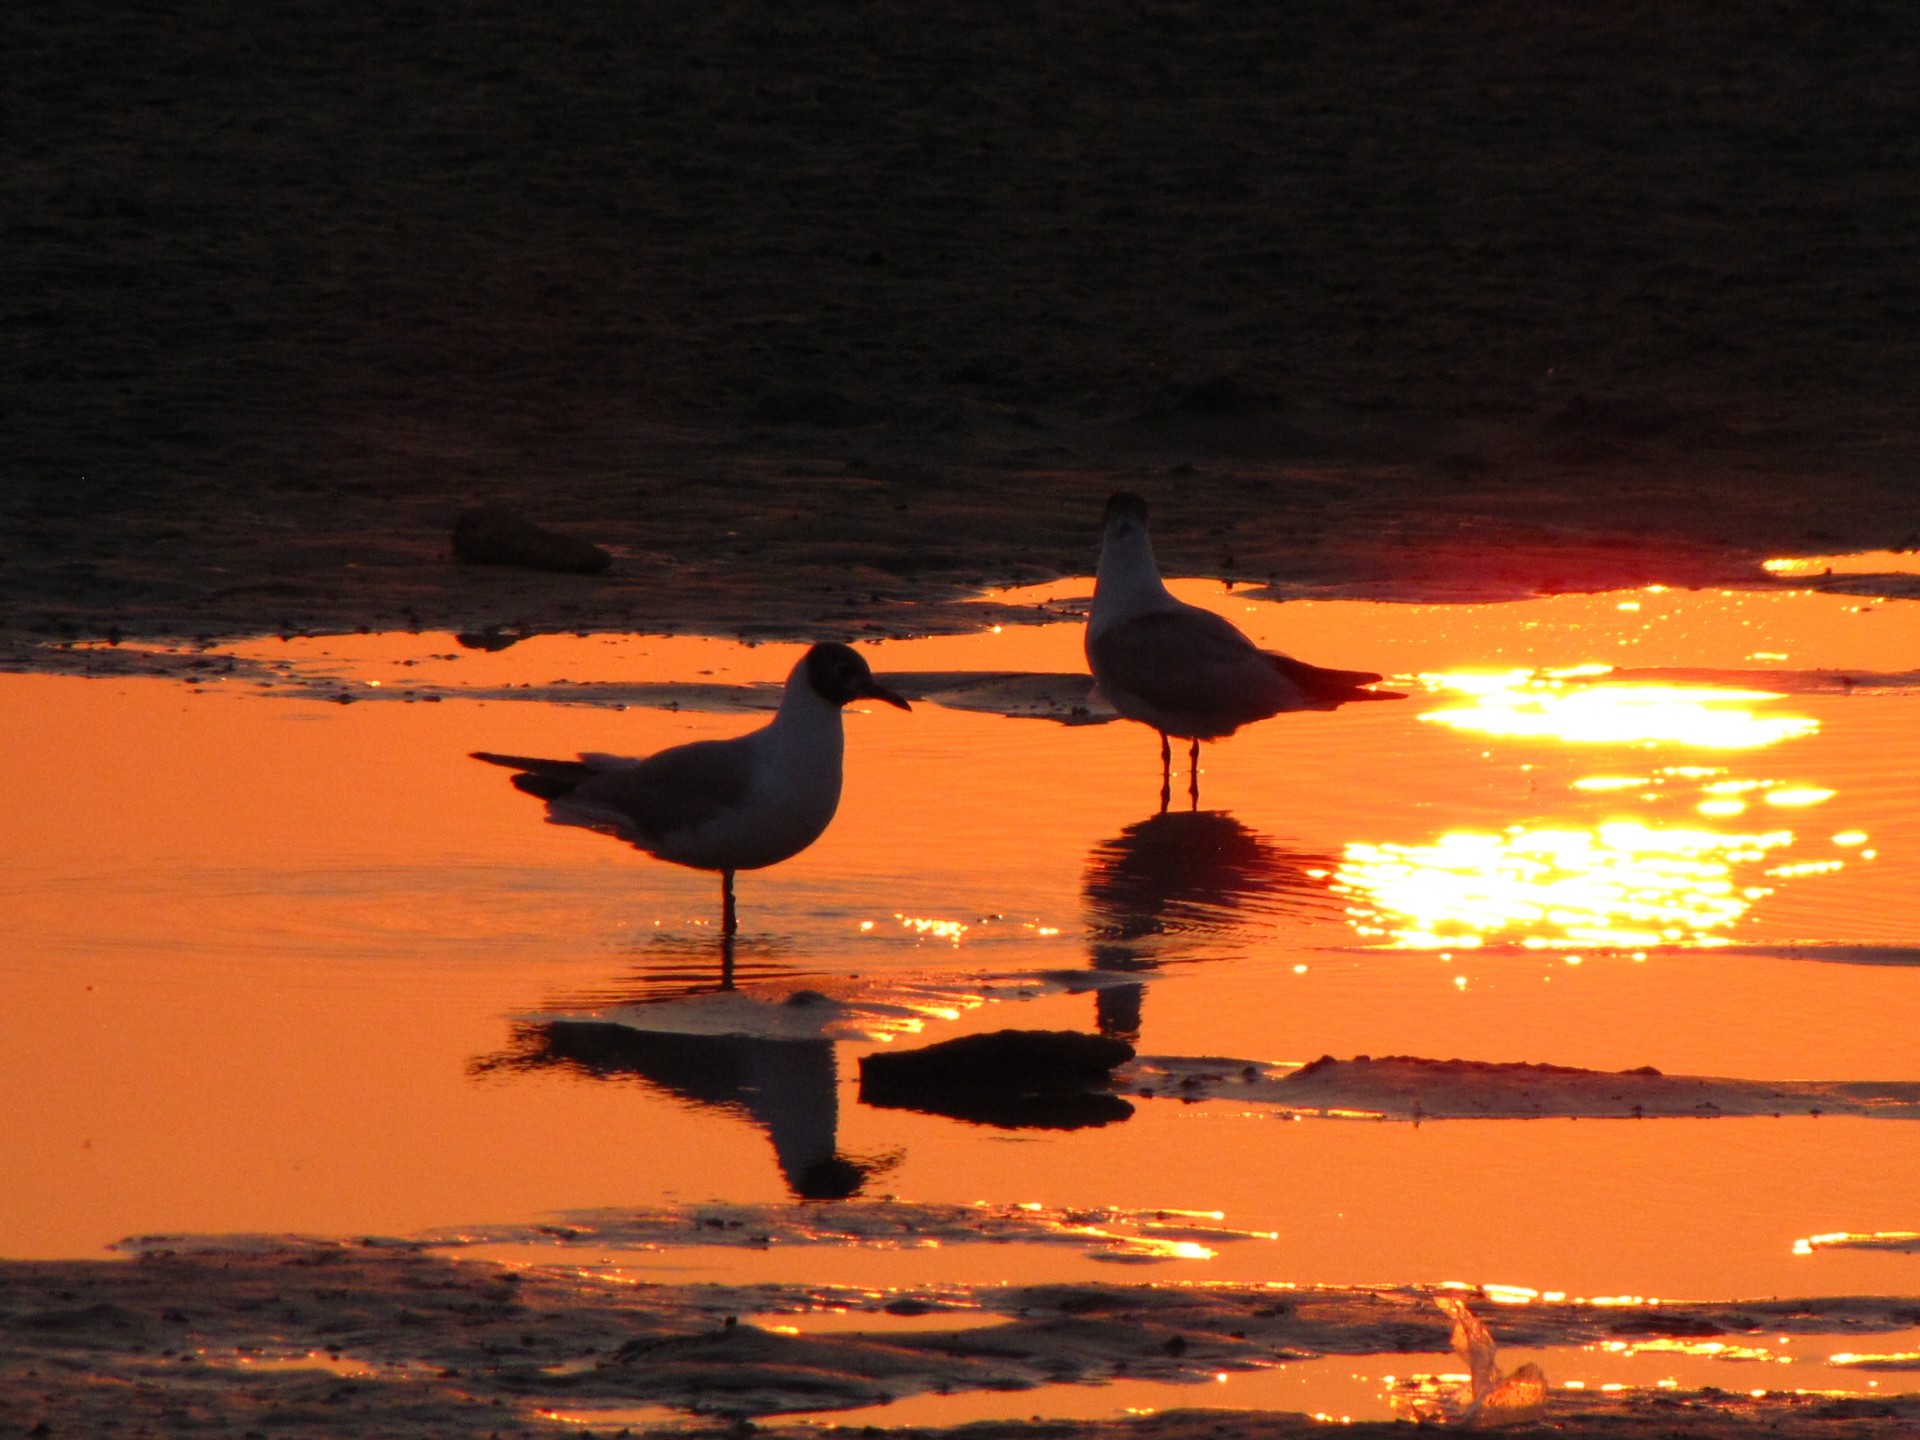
[1762,550,1920,578]
[1333,669,1861,950]
[1335,822,1801,951]
[1418,670,1820,748]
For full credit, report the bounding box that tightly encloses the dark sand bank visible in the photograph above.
[9,2,1920,658]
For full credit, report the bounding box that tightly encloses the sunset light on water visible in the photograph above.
[1336,821,1798,951]
[1336,667,1852,951]
[1418,669,1820,749]
[5,576,1920,1423]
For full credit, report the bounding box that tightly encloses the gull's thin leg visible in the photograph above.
[1158,732,1172,815]
[1188,738,1201,811]
[720,928,737,991]
[721,869,738,938]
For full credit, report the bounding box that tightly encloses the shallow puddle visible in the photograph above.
[767,1330,1920,1431]
[738,1327,1920,1430]
[5,577,1920,1421]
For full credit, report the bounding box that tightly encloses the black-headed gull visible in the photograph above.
[474,642,910,935]
[1086,492,1402,807]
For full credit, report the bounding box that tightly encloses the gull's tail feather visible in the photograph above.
[470,750,595,801]
[1267,655,1407,709]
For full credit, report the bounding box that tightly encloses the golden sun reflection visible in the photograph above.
[1766,787,1836,807]
[1764,550,1920,578]
[896,915,971,944]
[1420,672,1818,749]
[1334,823,1798,950]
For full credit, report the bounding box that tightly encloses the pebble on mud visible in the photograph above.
[451,507,613,575]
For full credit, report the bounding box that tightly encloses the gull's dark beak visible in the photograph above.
[861,677,913,711]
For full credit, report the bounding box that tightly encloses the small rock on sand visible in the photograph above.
[451,506,612,574]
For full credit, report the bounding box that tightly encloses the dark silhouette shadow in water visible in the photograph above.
[467,814,1338,1182]
[1082,808,1341,1040]
[859,1029,1136,1131]
[862,1083,1134,1131]
[472,1018,900,1200]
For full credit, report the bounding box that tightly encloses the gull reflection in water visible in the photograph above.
[625,930,802,996]
[473,998,900,1201]
[1081,809,1339,1038]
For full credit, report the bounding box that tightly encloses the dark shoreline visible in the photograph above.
[9,3,1920,658]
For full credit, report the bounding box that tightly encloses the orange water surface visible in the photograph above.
[4,579,1920,1417]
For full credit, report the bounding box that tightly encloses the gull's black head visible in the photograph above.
[804,642,912,711]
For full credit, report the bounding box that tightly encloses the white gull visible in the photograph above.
[1085,491,1402,806]
[473,642,910,936]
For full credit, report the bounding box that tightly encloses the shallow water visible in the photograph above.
[734,1322,1920,1432]
[5,578,1920,1420]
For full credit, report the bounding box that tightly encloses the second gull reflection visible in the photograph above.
[1083,809,1337,1038]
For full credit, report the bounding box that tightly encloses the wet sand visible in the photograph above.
[9,1223,1920,1438]
[9,4,1920,1434]
[9,1,1920,667]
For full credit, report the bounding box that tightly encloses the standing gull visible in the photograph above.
[1086,492,1402,808]
[474,642,910,939]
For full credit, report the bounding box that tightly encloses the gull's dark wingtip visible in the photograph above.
[470,750,594,799]
[1267,654,1408,708]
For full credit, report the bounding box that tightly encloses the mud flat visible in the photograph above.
[9,4,1920,665]
[1127,1053,1920,1121]
[8,1219,1920,1438]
